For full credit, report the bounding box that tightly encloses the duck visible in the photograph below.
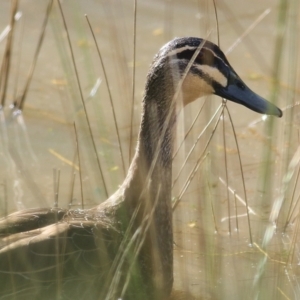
[0,37,282,300]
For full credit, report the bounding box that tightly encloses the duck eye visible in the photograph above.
[203,51,214,65]
[196,52,203,63]
[196,49,215,65]
[197,52,203,59]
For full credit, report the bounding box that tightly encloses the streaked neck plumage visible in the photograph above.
[121,57,176,297]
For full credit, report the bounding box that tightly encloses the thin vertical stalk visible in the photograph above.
[222,111,231,234]
[85,15,126,178]
[74,123,84,209]
[0,0,18,107]
[225,106,253,244]
[57,1,108,197]
[128,0,137,163]
[17,0,53,110]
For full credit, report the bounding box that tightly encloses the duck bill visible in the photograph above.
[216,80,282,118]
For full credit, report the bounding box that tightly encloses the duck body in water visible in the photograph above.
[0,37,282,300]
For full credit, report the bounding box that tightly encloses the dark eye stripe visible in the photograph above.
[170,47,230,81]
[174,59,215,86]
[175,48,211,64]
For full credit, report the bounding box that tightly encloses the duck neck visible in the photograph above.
[122,67,176,296]
[126,67,176,214]
[140,92,175,180]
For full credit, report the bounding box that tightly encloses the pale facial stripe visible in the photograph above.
[194,65,227,87]
[167,45,198,57]
[167,45,229,68]
[169,58,228,88]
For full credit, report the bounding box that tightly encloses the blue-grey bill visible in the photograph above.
[216,82,282,118]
